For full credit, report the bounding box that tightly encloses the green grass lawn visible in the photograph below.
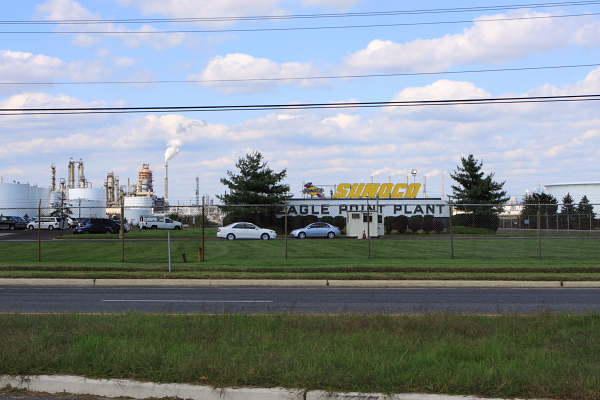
[1,228,600,279]
[1,313,599,399]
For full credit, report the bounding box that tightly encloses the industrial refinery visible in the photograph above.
[0,158,222,226]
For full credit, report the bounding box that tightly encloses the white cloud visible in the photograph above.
[344,10,588,72]
[116,0,285,24]
[35,0,188,49]
[189,53,328,94]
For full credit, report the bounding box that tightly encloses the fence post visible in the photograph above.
[366,198,371,260]
[538,202,542,260]
[448,198,454,259]
[284,201,288,259]
[168,231,172,273]
[201,197,205,262]
[37,200,41,262]
[120,198,125,262]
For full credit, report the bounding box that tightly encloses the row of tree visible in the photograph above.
[520,192,596,230]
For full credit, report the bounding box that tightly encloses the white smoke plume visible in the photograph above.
[370,167,410,178]
[164,120,206,163]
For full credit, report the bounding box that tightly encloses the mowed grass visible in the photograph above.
[1,228,600,279]
[1,313,600,399]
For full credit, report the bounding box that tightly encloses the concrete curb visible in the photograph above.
[0,375,527,400]
[0,278,598,287]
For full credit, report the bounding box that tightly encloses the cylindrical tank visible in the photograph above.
[124,196,153,226]
[68,188,107,218]
[0,182,50,217]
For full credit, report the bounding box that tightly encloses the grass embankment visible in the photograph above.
[1,313,599,399]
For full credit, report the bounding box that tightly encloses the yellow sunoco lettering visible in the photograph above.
[378,183,394,197]
[391,183,407,198]
[362,183,380,198]
[405,183,421,198]
[348,184,365,198]
[333,183,350,198]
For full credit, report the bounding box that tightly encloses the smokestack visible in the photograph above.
[68,158,75,189]
[51,164,56,191]
[78,159,85,188]
[164,162,169,204]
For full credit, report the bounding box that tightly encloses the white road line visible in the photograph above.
[102,300,273,303]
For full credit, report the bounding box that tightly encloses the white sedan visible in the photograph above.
[217,222,277,240]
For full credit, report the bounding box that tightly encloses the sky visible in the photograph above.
[2,0,600,203]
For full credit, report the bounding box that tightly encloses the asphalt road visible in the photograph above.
[1,286,599,314]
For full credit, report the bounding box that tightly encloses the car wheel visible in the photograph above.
[151,225,158,230]
[9,225,15,230]
[298,232,306,239]
[28,225,34,231]
[174,226,181,230]
[226,233,235,241]
[261,233,270,240]
[84,231,90,234]
[48,225,54,231]
[106,230,112,234]
[327,232,335,239]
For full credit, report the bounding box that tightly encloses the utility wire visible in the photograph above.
[1,94,599,116]
[2,63,599,86]
[1,12,599,34]
[1,0,599,25]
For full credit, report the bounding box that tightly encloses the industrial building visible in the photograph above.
[0,158,222,226]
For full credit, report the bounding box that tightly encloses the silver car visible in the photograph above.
[217,222,277,240]
[290,222,340,239]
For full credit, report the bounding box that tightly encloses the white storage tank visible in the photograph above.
[0,182,51,217]
[124,196,154,226]
[68,188,107,218]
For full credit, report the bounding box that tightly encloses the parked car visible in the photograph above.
[73,223,113,234]
[0,216,28,230]
[217,222,277,240]
[26,217,69,230]
[87,218,130,234]
[0,216,26,230]
[139,216,183,230]
[290,222,340,239]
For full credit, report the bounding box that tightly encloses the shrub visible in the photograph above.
[409,215,423,233]
[391,215,408,234]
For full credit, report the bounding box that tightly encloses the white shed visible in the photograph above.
[346,211,384,238]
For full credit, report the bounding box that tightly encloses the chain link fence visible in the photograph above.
[1,202,599,265]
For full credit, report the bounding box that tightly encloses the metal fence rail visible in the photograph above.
[0,202,599,264]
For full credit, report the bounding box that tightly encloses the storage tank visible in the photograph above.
[68,188,107,218]
[124,196,153,226]
[0,182,51,217]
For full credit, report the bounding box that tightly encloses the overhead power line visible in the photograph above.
[1,12,600,34]
[1,94,599,116]
[2,63,599,86]
[1,1,599,25]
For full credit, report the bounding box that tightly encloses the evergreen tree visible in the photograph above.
[217,151,291,225]
[576,195,595,230]
[450,154,508,230]
[559,193,575,229]
[50,191,73,219]
[519,192,558,229]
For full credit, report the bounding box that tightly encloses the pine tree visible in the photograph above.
[50,191,73,219]
[520,192,558,229]
[576,195,595,230]
[217,151,291,225]
[450,154,508,230]
[559,193,575,229]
